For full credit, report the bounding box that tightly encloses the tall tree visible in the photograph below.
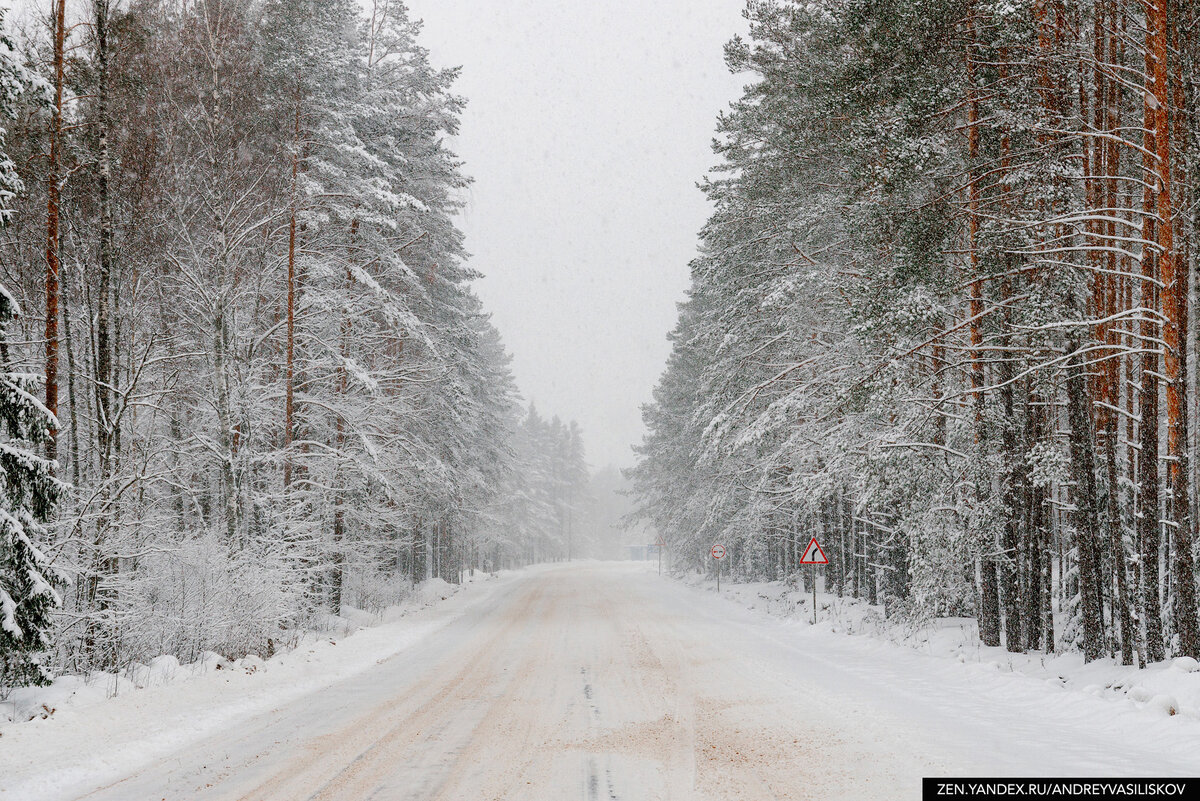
[0,284,63,686]
[0,3,63,688]
[631,0,1200,664]
[42,0,65,466]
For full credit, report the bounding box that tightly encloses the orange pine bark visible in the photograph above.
[43,0,65,465]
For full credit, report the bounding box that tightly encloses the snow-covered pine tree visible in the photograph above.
[0,0,596,680]
[0,7,29,221]
[0,288,63,686]
[632,0,1200,663]
[0,0,63,689]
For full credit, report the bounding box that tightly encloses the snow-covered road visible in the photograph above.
[8,562,1200,800]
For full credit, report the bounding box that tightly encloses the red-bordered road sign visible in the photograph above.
[711,543,726,560]
[799,536,828,565]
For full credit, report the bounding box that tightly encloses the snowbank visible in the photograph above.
[0,569,522,800]
[677,569,1200,726]
[0,574,482,730]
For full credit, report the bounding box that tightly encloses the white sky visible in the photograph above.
[404,0,748,469]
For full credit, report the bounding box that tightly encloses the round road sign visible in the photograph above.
[711,543,726,560]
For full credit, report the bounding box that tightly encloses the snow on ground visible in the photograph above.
[5,562,962,801]
[1,574,487,731]
[668,563,1200,771]
[6,562,1200,801]
[0,567,534,801]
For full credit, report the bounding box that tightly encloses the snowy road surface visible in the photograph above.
[8,562,1200,800]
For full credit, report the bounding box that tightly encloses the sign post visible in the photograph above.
[798,536,828,624]
[656,537,666,576]
[711,543,726,591]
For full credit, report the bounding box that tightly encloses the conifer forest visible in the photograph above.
[0,0,591,685]
[631,0,1200,666]
[4,1,1200,798]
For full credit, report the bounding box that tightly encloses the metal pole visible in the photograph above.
[717,557,721,592]
[812,567,817,624]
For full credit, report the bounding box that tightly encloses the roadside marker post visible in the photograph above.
[656,536,666,576]
[711,543,726,591]
[798,536,828,624]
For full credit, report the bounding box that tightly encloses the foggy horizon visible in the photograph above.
[406,0,748,469]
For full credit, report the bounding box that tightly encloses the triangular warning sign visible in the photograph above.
[799,536,828,565]
[655,537,666,548]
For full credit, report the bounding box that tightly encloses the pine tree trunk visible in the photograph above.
[329,225,356,615]
[61,264,80,490]
[213,290,238,544]
[1090,0,1129,663]
[998,302,1022,652]
[1076,34,1109,662]
[1137,13,1168,664]
[1168,0,1199,660]
[95,0,115,483]
[1149,0,1200,657]
[283,94,302,489]
[92,0,120,625]
[1106,0,1136,667]
[1066,336,1105,662]
[965,9,1001,647]
[1022,387,1044,650]
[44,0,66,466]
[995,49,1023,652]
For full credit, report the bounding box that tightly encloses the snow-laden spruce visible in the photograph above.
[630,0,1200,667]
[0,0,594,686]
[0,285,65,686]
